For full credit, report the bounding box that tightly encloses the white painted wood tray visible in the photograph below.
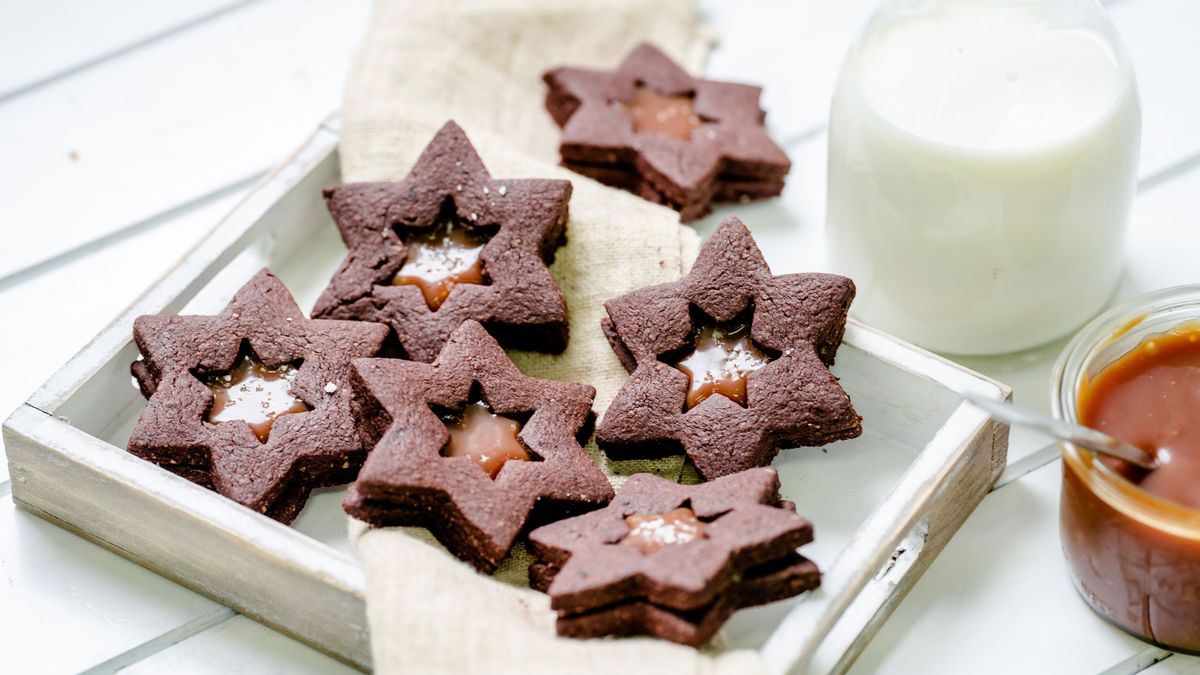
[2,120,1009,674]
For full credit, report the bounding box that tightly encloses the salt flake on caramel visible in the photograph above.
[674,317,771,409]
[441,400,530,479]
[392,220,488,310]
[621,507,707,554]
[203,349,309,443]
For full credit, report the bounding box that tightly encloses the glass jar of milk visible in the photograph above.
[827,0,1140,355]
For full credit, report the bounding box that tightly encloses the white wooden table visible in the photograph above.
[2,1,1198,673]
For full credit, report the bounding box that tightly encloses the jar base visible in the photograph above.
[1068,569,1200,655]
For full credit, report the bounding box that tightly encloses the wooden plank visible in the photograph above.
[4,405,371,670]
[0,0,370,280]
[1109,0,1200,180]
[700,0,877,143]
[0,0,249,100]
[766,402,1007,674]
[0,493,226,674]
[117,615,357,675]
[848,461,1168,675]
[0,191,243,486]
[1140,654,1200,675]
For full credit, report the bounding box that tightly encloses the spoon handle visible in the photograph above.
[962,392,1157,470]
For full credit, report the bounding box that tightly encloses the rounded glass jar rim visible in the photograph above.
[1052,285,1200,537]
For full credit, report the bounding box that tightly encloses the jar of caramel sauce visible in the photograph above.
[1053,286,1200,652]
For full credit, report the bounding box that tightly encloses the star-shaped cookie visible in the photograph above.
[313,121,572,363]
[343,320,615,573]
[527,468,820,646]
[544,43,790,222]
[596,216,862,479]
[128,269,390,523]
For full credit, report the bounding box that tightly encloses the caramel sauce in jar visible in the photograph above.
[1062,323,1200,651]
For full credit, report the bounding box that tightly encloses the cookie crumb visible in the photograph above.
[324,382,338,393]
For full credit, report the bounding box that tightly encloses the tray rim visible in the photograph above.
[3,119,1010,674]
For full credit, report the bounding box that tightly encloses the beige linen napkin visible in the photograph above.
[341,2,766,673]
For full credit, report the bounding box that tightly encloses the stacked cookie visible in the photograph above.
[545,43,791,222]
[528,470,820,646]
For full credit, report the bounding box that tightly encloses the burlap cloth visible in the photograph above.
[340,1,767,673]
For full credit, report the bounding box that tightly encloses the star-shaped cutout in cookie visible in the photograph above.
[313,121,572,363]
[343,320,615,573]
[596,216,862,480]
[544,43,790,222]
[527,468,820,646]
[128,269,389,523]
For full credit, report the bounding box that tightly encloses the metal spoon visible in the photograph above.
[962,391,1159,470]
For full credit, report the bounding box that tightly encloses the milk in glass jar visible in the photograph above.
[826,0,1140,354]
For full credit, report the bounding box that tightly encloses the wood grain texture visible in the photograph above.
[4,404,370,669]
[119,614,358,675]
[0,0,370,280]
[849,462,1169,675]
[0,0,249,99]
[0,464,225,673]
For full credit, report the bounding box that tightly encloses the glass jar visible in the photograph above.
[1052,286,1200,652]
[827,0,1141,355]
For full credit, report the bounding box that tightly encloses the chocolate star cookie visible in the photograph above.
[544,42,790,222]
[313,121,572,363]
[128,269,390,523]
[596,216,862,479]
[344,320,614,573]
[527,468,820,646]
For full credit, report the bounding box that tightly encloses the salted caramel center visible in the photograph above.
[674,319,771,409]
[204,353,308,443]
[392,221,487,310]
[621,507,707,554]
[622,87,701,141]
[441,401,529,479]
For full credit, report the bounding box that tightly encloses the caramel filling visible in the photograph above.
[441,401,530,479]
[204,353,308,442]
[674,319,771,409]
[622,87,701,140]
[621,507,707,554]
[392,221,488,310]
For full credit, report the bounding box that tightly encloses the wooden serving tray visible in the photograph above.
[2,120,1009,674]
